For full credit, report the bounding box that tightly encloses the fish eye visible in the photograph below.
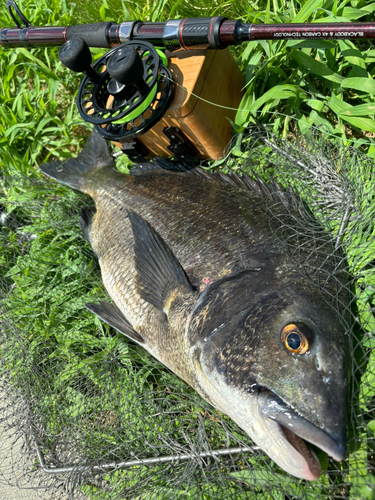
[281,323,310,355]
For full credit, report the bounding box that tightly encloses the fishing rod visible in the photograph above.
[2,18,375,49]
[2,0,375,50]
[2,0,375,160]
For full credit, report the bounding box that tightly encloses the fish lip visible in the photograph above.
[257,388,346,463]
[280,424,321,480]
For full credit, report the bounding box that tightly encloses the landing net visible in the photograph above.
[0,126,374,499]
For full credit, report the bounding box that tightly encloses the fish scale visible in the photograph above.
[89,167,277,293]
[83,175,197,378]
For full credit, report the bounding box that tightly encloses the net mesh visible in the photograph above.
[0,126,374,499]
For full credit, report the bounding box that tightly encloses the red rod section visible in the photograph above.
[249,22,375,40]
[0,26,67,47]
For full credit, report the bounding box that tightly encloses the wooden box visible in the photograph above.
[129,48,245,160]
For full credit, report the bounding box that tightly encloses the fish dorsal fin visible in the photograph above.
[85,301,145,344]
[40,130,113,192]
[207,169,290,203]
[129,158,285,202]
[211,170,287,202]
[128,210,193,312]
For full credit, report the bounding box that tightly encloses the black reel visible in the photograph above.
[60,40,173,141]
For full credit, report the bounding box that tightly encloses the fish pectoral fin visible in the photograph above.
[128,210,193,312]
[85,301,145,344]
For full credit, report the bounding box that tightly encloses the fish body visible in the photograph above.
[40,132,349,481]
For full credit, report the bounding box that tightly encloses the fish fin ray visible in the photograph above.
[39,130,113,192]
[85,301,145,344]
[80,207,96,243]
[128,210,193,311]
[213,169,294,204]
[130,157,287,202]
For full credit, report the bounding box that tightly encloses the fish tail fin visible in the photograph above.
[39,130,113,193]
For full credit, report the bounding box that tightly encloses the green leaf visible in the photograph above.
[35,116,62,136]
[4,122,37,138]
[227,117,247,134]
[292,50,344,84]
[342,7,371,20]
[309,109,335,132]
[338,103,375,117]
[328,95,375,132]
[151,0,169,21]
[239,41,258,65]
[338,40,367,78]
[313,16,353,23]
[339,117,375,134]
[362,3,375,13]
[16,48,50,70]
[307,99,324,112]
[293,0,323,23]
[326,93,350,113]
[25,63,59,81]
[286,40,336,50]
[168,0,183,21]
[99,1,108,21]
[341,77,375,95]
[250,85,304,112]
[235,90,254,127]
[245,51,263,84]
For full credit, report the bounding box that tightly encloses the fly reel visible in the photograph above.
[59,39,173,141]
[59,37,245,159]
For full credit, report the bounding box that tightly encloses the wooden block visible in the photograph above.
[119,48,245,159]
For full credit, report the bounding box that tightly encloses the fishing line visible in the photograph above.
[164,74,375,150]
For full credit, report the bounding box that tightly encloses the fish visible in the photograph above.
[39,130,349,481]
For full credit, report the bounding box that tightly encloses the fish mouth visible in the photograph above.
[257,388,346,480]
[280,425,321,480]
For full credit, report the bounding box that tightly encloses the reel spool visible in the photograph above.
[59,40,173,141]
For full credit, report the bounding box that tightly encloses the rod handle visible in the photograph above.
[65,22,114,48]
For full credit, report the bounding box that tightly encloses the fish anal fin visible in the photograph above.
[80,207,96,243]
[85,301,145,344]
[128,210,193,313]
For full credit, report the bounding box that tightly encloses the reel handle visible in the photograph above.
[58,38,100,84]
[107,45,149,95]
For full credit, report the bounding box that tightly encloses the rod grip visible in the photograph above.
[66,22,114,48]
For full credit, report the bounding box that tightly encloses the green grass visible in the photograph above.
[233,0,375,156]
[0,0,375,499]
[1,0,375,164]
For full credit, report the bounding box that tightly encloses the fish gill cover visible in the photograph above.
[0,125,374,499]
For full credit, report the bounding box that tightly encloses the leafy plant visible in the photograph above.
[234,0,375,156]
[0,0,91,175]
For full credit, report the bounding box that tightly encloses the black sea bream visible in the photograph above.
[40,131,349,480]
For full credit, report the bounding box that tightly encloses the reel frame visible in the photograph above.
[76,41,174,141]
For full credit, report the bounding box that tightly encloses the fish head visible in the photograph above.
[191,271,349,480]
